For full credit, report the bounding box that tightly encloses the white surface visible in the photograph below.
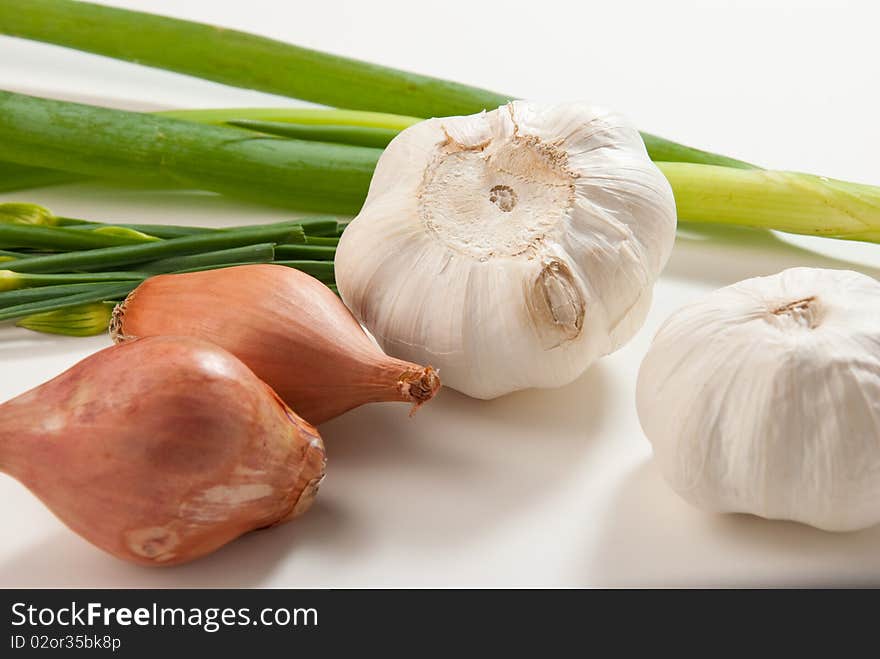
[1,0,879,587]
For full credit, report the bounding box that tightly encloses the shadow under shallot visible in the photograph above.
[585,459,880,587]
[0,364,609,587]
[316,364,610,552]
[0,496,360,588]
[0,325,111,362]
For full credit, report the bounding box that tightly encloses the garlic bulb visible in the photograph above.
[336,101,677,399]
[637,267,880,532]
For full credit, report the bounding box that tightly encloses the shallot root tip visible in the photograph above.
[288,474,325,521]
[399,366,441,416]
[108,294,135,343]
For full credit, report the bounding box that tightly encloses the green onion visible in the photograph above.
[168,261,297,275]
[0,270,145,291]
[82,226,160,242]
[227,120,399,149]
[294,220,343,237]
[273,260,335,282]
[273,244,336,261]
[2,223,305,273]
[0,282,136,322]
[0,282,131,309]
[305,236,340,247]
[0,0,754,169]
[657,162,880,243]
[0,202,57,226]
[16,301,114,336]
[164,107,421,132]
[139,243,276,273]
[0,222,157,250]
[0,90,379,213]
[58,217,337,238]
[51,216,89,226]
[2,89,879,243]
[60,222,211,239]
[0,107,420,194]
[0,1,506,120]
[0,160,79,191]
[112,224,213,239]
[0,107,419,194]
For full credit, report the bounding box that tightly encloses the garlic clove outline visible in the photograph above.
[636,267,880,532]
[0,335,326,565]
[336,101,677,399]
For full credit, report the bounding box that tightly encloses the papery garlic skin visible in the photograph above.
[336,101,677,399]
[637,267,880,532]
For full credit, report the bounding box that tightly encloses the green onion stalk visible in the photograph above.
[0,221,307,273]
[0,282,137,309]
[0,282,136,323]
[0,91,378,214]
[0,107,423,192]
[1,0,877,240]
[0,270,146,291]
[0,90,878,244]
[0,0,752,169]
[0,160,75,193]
[0,205,344,334]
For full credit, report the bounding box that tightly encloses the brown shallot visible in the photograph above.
[110,264,440,424]
[0,336,326,566]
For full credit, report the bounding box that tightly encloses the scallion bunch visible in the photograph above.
[0,203,340,334]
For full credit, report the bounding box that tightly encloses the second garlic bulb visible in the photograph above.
[336,101,677,399]
[637,267,880,532]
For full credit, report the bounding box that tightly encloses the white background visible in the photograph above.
[1,0,879,586]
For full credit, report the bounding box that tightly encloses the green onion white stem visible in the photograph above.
[657,163,880,243]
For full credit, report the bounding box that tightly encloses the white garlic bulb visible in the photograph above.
[637,267,880,532]
[336,101,677,399]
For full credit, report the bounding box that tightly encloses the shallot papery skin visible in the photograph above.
[110,264,441,424]
[0,336,326,566]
